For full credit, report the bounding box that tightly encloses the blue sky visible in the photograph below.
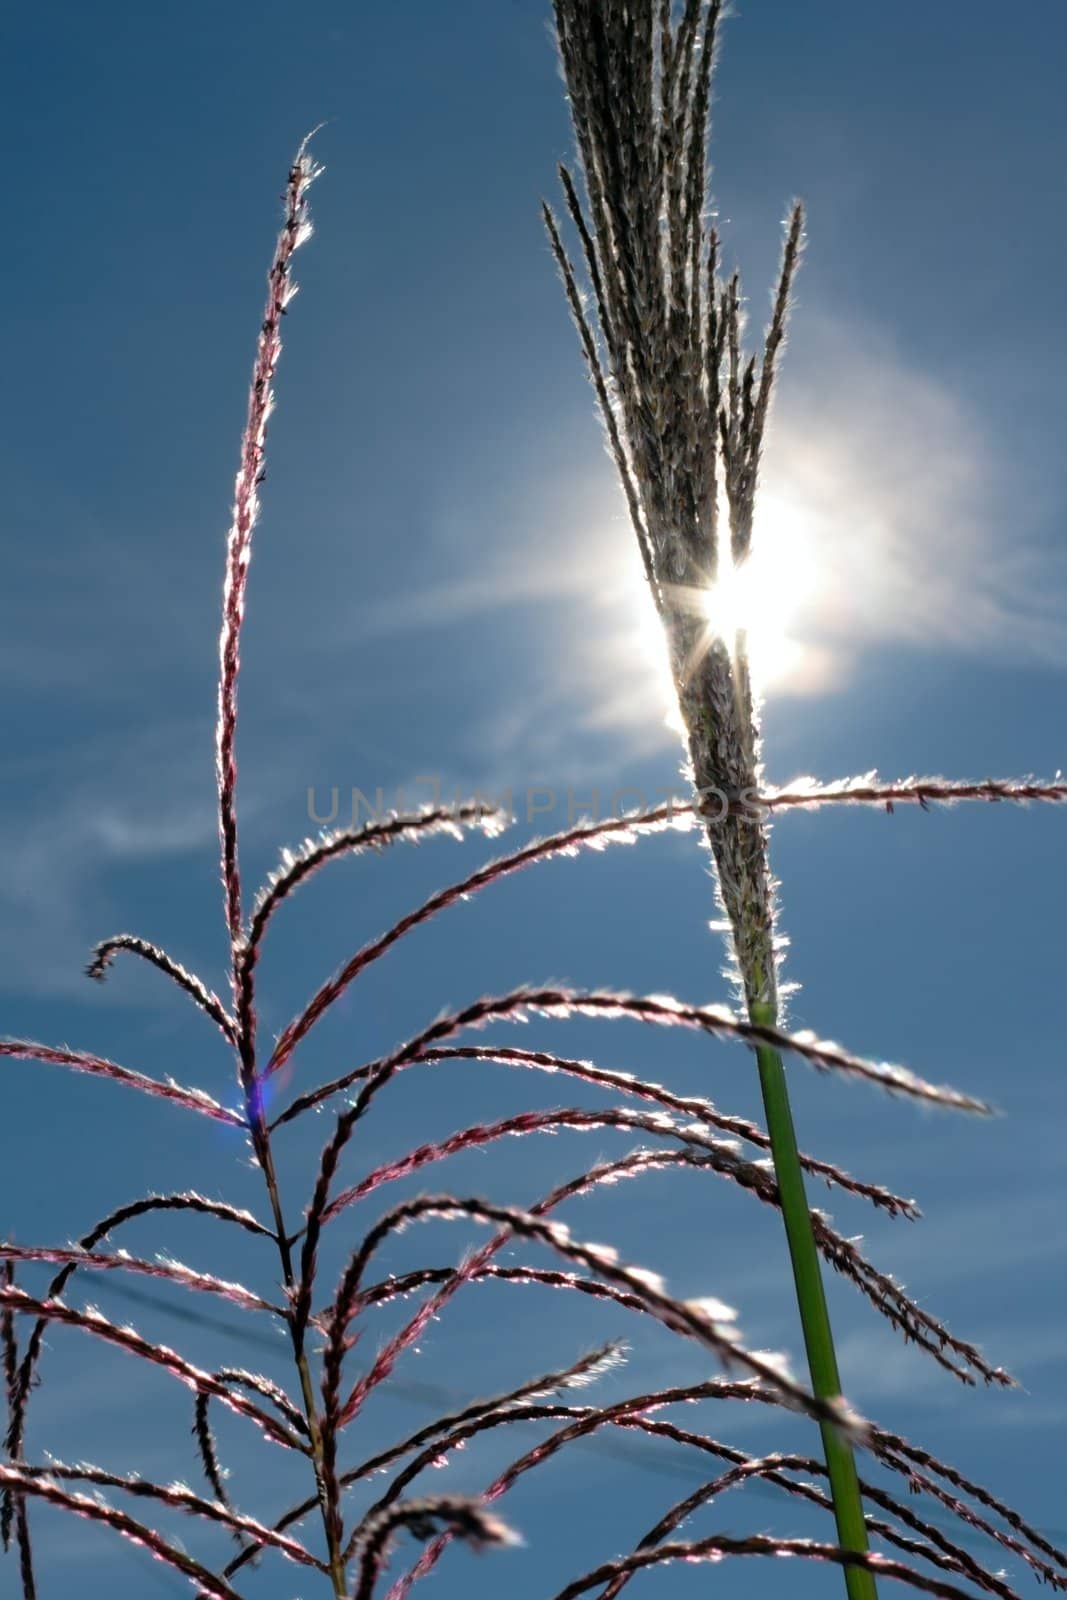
[2,2,1066,1596]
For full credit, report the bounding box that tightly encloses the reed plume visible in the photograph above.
[542,1,1060,1595]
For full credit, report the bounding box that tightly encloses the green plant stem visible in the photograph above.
[749,998,877,1600]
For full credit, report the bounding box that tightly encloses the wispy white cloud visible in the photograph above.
[763,311,1067,678]
[348,310,1066,774]
[0,719,219,998]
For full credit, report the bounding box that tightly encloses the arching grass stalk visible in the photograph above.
[546,2,875,1592]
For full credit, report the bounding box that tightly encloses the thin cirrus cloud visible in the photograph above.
[763,312,1067,678]
[0,721,219,998]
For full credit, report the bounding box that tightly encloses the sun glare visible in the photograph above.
[628,492,819,716]
[609,490,823,738]
[698,494,818,689]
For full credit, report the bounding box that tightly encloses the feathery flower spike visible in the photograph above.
[548,2,871,1590]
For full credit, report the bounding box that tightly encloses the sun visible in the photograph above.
[611,489,824,737]
[698,493,819,690]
